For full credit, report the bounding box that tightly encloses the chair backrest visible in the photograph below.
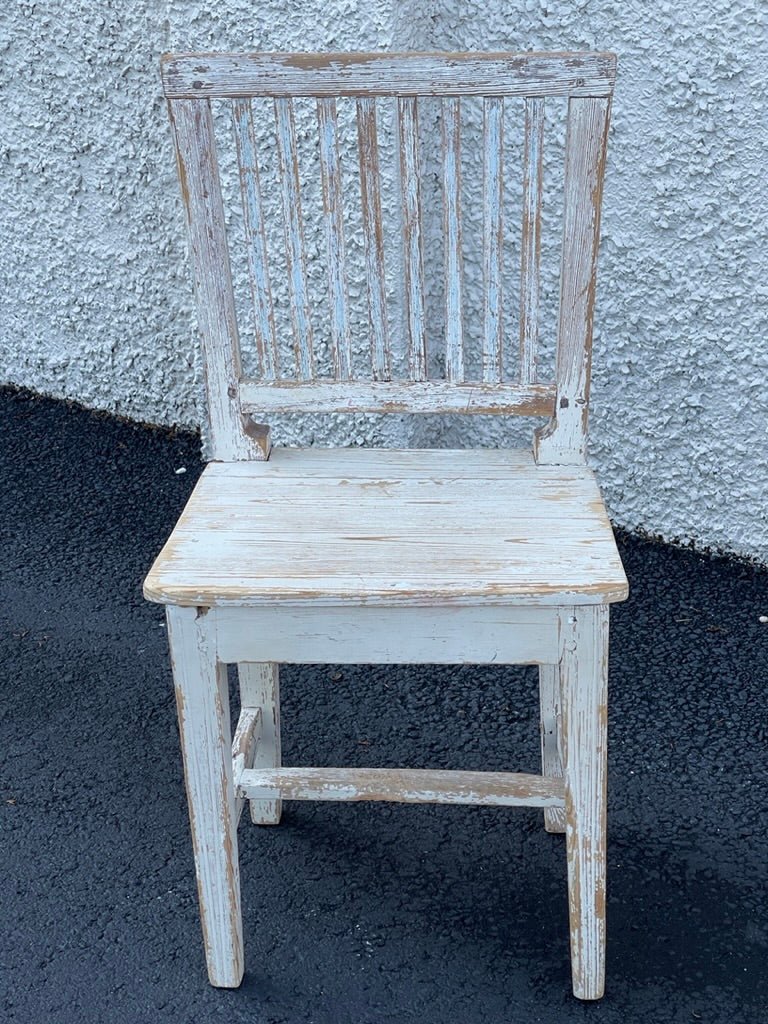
[161,52,615,464]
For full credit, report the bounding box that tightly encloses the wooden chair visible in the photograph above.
[144,51,627,1000]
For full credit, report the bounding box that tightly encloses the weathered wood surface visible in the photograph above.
[561,604,609,1000]
[238,663,282,824]
[274,98,314,379]
[232,100,278,380]
[356,98,390,380]
[317,98,351,379]
[520,97,545,385]
[166,605,243,987]
[482,97,504,383]
[142,448,629,608]
[239,379,555,416]
[167,52,616,465]
[231,705,261,824]
[155,51,621,1001]
[167,99,263,460]
[215,604,559,665]
[534,96,612,465]
[398,97,427,381]
[539,663,567,833]
[442,97,464,382]
[162,52,617,99]
[237,767,565,808]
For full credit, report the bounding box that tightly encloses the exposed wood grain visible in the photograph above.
[398,96,428,381]
[239,379,555,416]
[317,98,351,379]
[356,98,390,380]
[166,605,243,987]
[231,705,261,824]
[482,97,504,383]
[520,97,545,385]
[237,663,282,824]
[142,448,629,609]
[274,97,314,379]
[232,99,278,380]
[162,52,617,99]
[167,99,264,460]
[215,604,559,665]
[539,663,566,833]
[534,97,611,465]
[560,604,609,999]
[442,97,464,381]
[238,767,565,808]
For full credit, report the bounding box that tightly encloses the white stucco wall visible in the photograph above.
[2,1,767,561]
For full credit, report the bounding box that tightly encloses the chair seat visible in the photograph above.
[144,447,628,608]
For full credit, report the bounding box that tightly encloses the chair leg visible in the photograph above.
[539,664,566,834]
[560,605,609,1000]
[166,605,244,988]
[238,663,282,824]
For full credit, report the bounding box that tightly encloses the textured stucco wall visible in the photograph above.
[2,1,767,561]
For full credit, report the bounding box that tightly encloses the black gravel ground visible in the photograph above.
[1,384,767,1024]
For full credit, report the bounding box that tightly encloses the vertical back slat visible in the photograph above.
[442,97,464,382]
[274,98,314,379]
[356,98,391,380]
[534,96,611,465]
[232,99,279,380]
[397,96,428,381]
[520,97,545,385]
[482,97,504,383]
[167,98,259,460]
[317,98,352,379]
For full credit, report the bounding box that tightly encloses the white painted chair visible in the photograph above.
[145,51,627,999]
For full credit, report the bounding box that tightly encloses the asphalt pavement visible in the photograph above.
[1,384,766,1023]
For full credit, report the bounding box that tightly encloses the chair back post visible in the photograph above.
[533,95,612,465]
[167,97,271,460]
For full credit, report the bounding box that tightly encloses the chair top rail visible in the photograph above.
[161,51,616,100]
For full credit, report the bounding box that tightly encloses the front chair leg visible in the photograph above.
[238,663,282,824]
[166,605,244,988]
[560,605,609,1000]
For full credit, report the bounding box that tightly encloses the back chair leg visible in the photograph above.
[166,605,244,988]
[238,662,282,824]
[560,605,609,1000]
[539,663,566,834]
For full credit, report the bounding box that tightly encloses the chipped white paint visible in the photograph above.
[165,604,243,988]
[232,100,278,380]
[274,98,314,380]
[442,97,464,382]
[146,52,624,1001]
[237,663,282,824]
[317,98,352,380]
[237,767,566,808]
[166,99,258,461]
[161,51,617,98]
[239,379,555,417]
[534,97,611,465]
[143,448,628,609]
[356,97,391,380]
[397,96,427,381]
[212,604,560,665]
[482,97,504,383]
[560,604,609,1000]
[230,705,261,824]
[539,663,567,834]
[520,97,545,385]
